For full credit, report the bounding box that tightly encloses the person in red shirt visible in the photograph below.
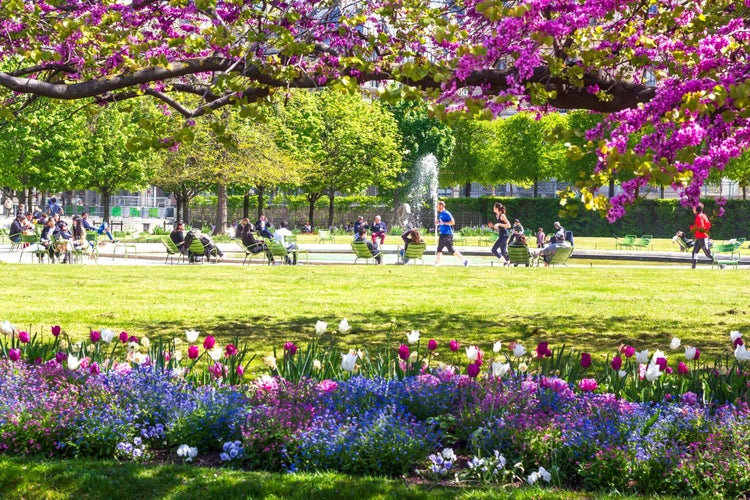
[690,205,713,269]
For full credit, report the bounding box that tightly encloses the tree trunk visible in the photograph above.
[182,197,190,225]
[306,192,322,229]
[660,185,665,199]
[463,181,471,197]
[533,177,539,198]
[256,185,265,221]
[243,191,250,219]
[101,188,111,223]
[743,186,746,200]
[327,188,335,229]
[174,193,184,222]
[214,182,227,235]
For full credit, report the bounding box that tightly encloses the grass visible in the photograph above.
[0,262,747,373]
[0,456,611,499]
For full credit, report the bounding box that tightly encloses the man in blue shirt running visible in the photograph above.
[435,200,469,267]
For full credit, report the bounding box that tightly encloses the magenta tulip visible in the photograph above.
[693,348,701,360]
[398,344,410,361]
[51,325,61,337]
[89,362,101,375]
[580,352,592,368]
[449,339,460,352]
[188,345,199,359]
[119,331,129,343]
[283,342,297,355]
[203,335,216,350]
[8,348,20,362]
[467,362,480,378]
[55,351,67,364]
[427,339,438,351]
[611,356,623,370]
[735,337,744,348]
[656,357,668,371]
[678,362,689,376]
[90,330,101,343]
[536,341,552,358]
[236,365,245,377]
[18,331,30,344]
[225,344,238,357]
[579,378,598,392]
[623,345,635,358]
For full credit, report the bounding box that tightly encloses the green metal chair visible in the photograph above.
[615,234,637,250]
[317,229,335,244]
[162,236,186,265]
[236,240,268,265]
[351,241,381,264]
[283,235,308,264]
[712,243,741,270]
[402,243,426,265]
[188,238,217,263]
[508,244,533,267]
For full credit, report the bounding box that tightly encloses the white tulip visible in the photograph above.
[406,330,421,345]
[618,370,628,378]
[492,361,510,378]
[684,346,697,361]
[669,337,681,350]
[67,354,80,371]
[465,345,479,361]
[645,363,662,381]
[513,344,526,358]
[338,319,351,334]
[208,347,223,361]
[735,344,750,362]
[492,341,502,353]
[0,320,14,336]
[635,349,650,365]
[315,321,328,335]
[312,359,322,370]
[730,330,743,342]
[100,328,115,343]
[341,350,358,372]
[140,336,151,349]
[185,329,199,343]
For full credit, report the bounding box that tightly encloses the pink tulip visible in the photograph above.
[188,345,199,359]
[119,331,129,343]
[225,344,238,357]
[449,339,460,352]
[467,362,480,378]
[236,365,245,377]
[203,335,216,350]
[209,362,225,378]
[90,330,101,343]
[18,331,30,344]
[579,378,598,392]
[623,345,635,358]
[51,325,61,337]
[656,357,667,371]
[427,339,438,351]
[283,342,297,355]
[678,362,689,376]
[89,362,101,375]
[8,348,21,362]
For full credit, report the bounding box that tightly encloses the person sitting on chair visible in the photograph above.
[370,215,387,246]
[256,214,274,239]
[170,221,189,256]
[9,213,25,244]
[238,218,273,262]
[273,220,297,264]
[39,217,60,262]
[673,230,694,251]
[539,230,570,266]
[356,227,381,264]
[399,228,421,264]
[353,216,369,236]
[508,219,525,245]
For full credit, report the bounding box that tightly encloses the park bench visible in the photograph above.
[712,243,741,270]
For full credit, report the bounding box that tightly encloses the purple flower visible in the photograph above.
[735,337,744,348]
[18,331,30,343]
[89,362,100,375]
[188,345,199,359]
[428,339,438,351]
[611,355,623,370]
[467,362,480,378]
[283,342,297,355]
[236,365,244,377]
[449,339,460,352]
[55,351,67,364]
[203,336,216,350]
[225,344,238,357]
[693,348,701,360]
[623,345,635,358]
[8,348,21,362]
[90,330,101,343]
[119,331,129,343]
[51,325,61,337]
[398,344,410,361]
[580,352,592,368]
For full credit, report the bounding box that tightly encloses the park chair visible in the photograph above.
[632,235,653,250]
[317,229,335,244]
[673,236,690,252]
[86,232,101,262]
[0,227,7,244]
[615,234,637,250]
[8,230,24,252]
[268,240,298,265]
[19,234,48,263]
[351,241,381,264]
[283,235,309,264]
[712,243,741,270]
[542,245,574,267]
[188,238,218,264]
[162,236,186,265]
[402,243,426,265]
[508,245,533,267]
[236,240,268,265]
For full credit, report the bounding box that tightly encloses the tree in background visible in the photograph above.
[442,118,495,197]
[276,90,402,228]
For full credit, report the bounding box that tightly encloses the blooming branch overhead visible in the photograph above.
[1,1,749,215]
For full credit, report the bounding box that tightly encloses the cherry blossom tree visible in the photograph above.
[0,0,748,219]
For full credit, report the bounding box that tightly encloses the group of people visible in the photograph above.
[488,202,572,266]
[229,215,298,264]
[8,205,116,263]
[169,221,225,263]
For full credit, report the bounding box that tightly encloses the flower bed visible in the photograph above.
[2,319,750,495]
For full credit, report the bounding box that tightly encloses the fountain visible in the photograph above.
[402,153,439,233]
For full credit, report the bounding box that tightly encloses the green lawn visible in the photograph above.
[0,262,746,373]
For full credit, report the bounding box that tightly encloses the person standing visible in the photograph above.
[434,200,468,267]
[3,197,12,217]
[690,205,713,269]
[489,202,511,264]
